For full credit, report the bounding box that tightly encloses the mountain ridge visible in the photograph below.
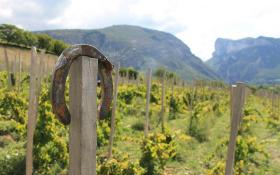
[36,25,219,80]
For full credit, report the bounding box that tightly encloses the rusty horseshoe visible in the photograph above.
[51,44,113,125]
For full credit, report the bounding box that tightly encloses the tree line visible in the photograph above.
[0,24,68,55]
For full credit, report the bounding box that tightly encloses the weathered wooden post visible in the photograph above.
[225,82,245,175]
[51,45,113,175]
[18,52,22,91]
[3,47,12,88]
[26,47,41,175]
[144,68,152,137]
[108,62,120,158]
[39,50,46,78]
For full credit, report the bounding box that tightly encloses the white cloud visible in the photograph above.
[1,0,280,60]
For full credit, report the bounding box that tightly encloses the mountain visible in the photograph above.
[37,25,219,80]
[207,36,280,83]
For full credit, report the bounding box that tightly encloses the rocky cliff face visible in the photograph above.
[207,36,280,83]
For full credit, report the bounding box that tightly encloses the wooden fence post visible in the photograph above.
[3,47,12,88]
[225,82,245,175]
[69,56,97,175]
[144,68,152,137]
[26,47,41,175]
[39,50,46,78]
[108,62,120,158]
[18,52,22,91]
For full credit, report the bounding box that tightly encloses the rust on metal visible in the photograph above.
[51,44,113,125]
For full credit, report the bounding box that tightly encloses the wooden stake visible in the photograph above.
[144,68,152,137]
[26,47,40,175]
[171,77,174,98]
[225,82,245,175]
[69,56,97,175]
[161,72,166,133]
[126,69,129,84]
[108,62,120,158]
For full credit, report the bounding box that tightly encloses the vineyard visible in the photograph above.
[0,45,280,175]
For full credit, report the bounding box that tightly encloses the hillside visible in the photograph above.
[207,36,280,83]
[37,25,219,80]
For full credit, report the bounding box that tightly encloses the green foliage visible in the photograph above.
[206,97,270,175]
[97,152,144,175]
[33,82,69,174]
[119,67,139,79]
[0,120,18,136]
[22,31,38,46]
[154,67,178,81]
[154,67,166,78]
[0,24,24,44]
[118,86,144,104]
[0,89,27,123]
[188,100,218,142]
[131,120,144,131]
[51,39,68,55]
[0,68,279,174]
[140,133,176,175]
[0,89,27,139]
[234,136,269,174]
[37,34,53,51]
[168,97,180,119]
[97,120,111,147]
[0,142,25,175]
[0,23,68,55]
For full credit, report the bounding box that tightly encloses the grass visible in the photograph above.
[110,85,280,174]
[0,67,280,174]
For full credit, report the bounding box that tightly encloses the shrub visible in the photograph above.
[140,133,176,175]
[206,103,269,175]
[131,120,144,131]
[97,152,144,175]
[168,97,179,120]
[0,142,25,175]
[97,120,111,147]
[188,101,214,142]
[33,83,69,174]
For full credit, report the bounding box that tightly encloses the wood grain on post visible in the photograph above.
[225,82,245,175]
[108,62,120,158]
[26,47,40,175]
[13,54,17,74]
[69,56,97,175]
[3,47,12,88]
[144,68,152,137]
[39,50,46,78]
[39,50,45,76]
[18,52,22,91]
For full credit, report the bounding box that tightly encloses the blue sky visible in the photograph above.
[0,0,279,60]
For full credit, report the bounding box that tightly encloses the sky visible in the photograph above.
[0,0,279,61]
